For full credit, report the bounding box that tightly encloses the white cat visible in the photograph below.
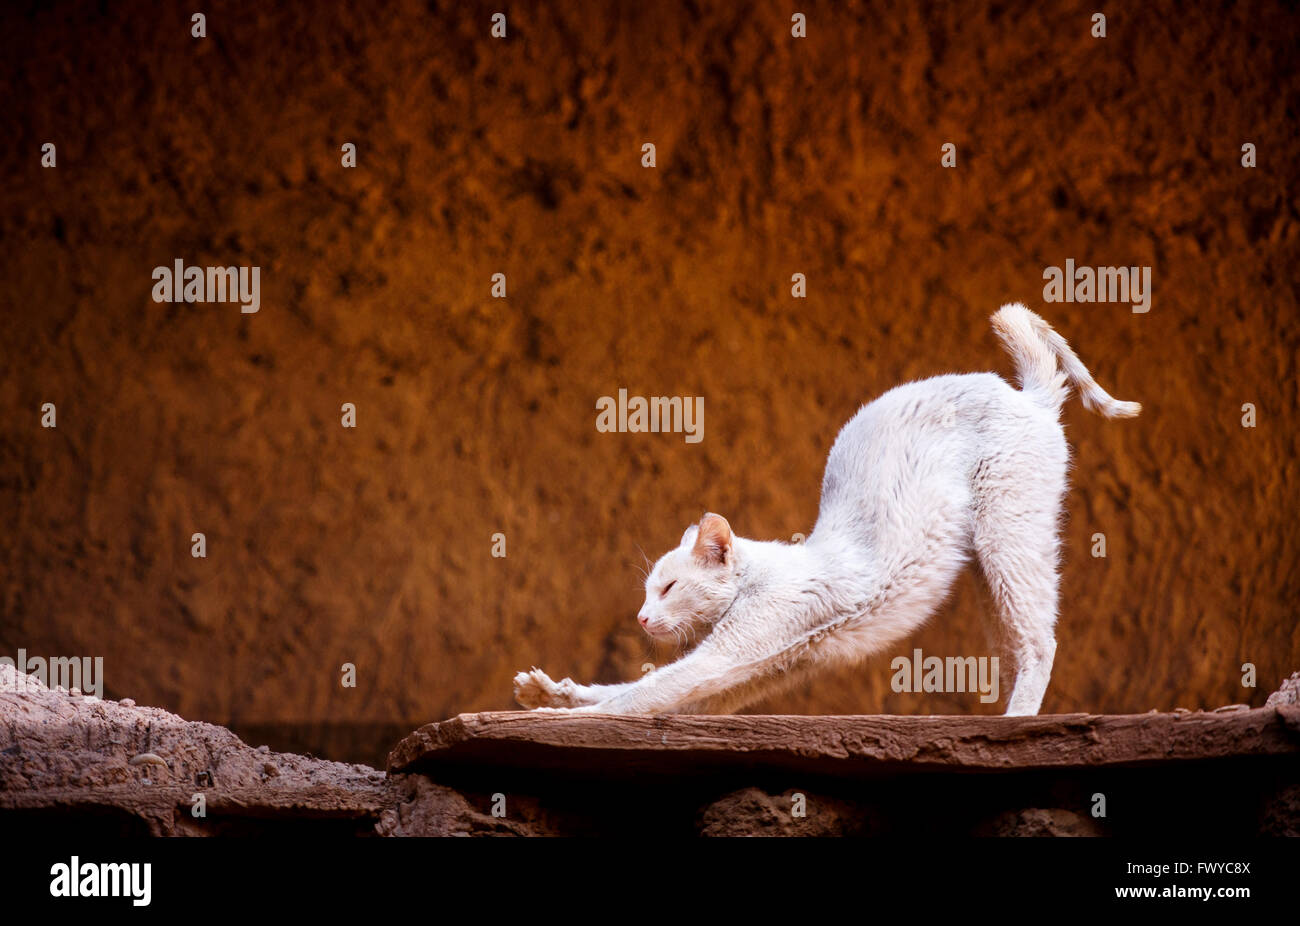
[515,303,1140,716]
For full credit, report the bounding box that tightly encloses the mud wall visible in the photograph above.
[0,0,1296,761]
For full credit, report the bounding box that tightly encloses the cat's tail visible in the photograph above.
[991,302,1142,418]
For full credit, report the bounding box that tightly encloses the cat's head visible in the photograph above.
[637,513,739,639]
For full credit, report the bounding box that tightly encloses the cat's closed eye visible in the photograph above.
[660,580,676,597]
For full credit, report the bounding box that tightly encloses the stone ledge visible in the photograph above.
[5,665,1299,836]
[388,705,1300,778]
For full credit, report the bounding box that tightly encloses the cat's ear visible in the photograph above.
[680,524,699,548]
[692,513,733,567]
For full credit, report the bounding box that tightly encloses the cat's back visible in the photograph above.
[813,372,1024,535]
[826,372,1015,463]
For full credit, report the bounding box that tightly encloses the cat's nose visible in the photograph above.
[637,612,650,628]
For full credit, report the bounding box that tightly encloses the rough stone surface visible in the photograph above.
[698,788,877,837]
[1259,783,1300,837]
[1266,672,1300,707]
[0,664,390,835]
[977,808,1104,837]
[375,776,539,837]
[5,667,1299,836]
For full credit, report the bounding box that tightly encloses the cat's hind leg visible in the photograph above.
[972,438,1067,716]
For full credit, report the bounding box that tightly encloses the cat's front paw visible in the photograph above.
[513,668,554,708]
[513,668,580,709]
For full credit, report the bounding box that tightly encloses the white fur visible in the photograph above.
[514,303,1140,716]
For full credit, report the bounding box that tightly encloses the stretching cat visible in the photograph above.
[514,303,1140,716]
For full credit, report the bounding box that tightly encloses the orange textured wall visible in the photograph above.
[1,0,1296,761]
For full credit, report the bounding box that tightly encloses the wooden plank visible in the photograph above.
[388,706,1300,777]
